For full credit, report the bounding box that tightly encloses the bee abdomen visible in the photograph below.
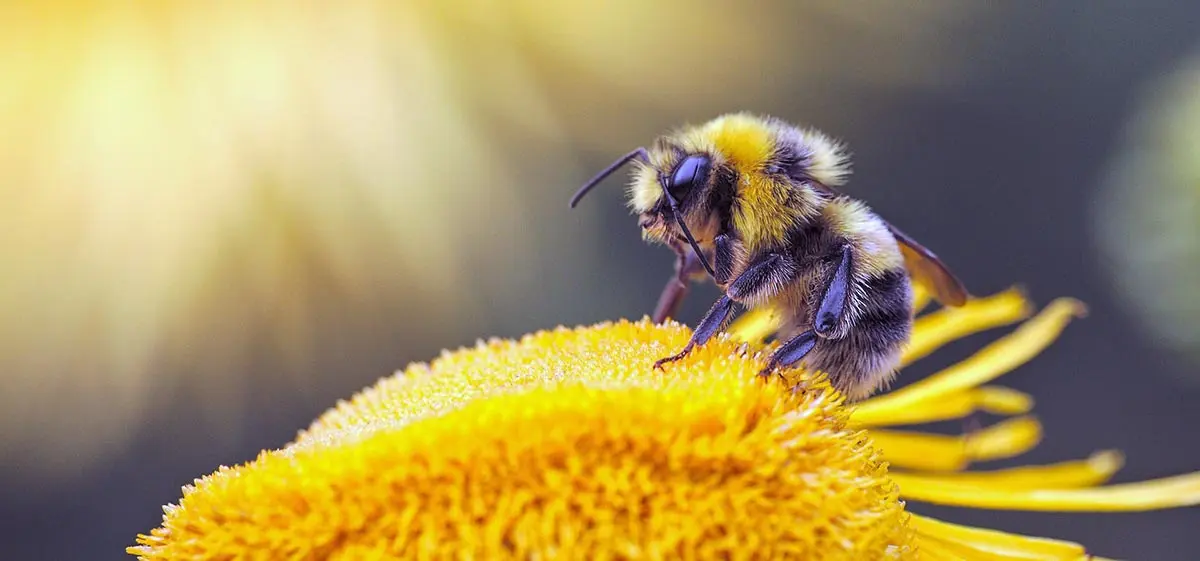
[856,268,913,346]
[802,268,913,400]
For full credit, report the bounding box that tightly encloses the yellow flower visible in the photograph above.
[129,288,1200,560]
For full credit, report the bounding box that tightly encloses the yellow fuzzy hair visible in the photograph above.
[785,125,852,187]
[822,197,905,278]
[628,160,664,214]
[629,113,778,214]
[628,113,852,252]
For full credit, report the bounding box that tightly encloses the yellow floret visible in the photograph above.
[131,320,914,561]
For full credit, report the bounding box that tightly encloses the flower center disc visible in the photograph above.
[134,320,914,560]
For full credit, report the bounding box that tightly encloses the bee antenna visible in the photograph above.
[664,189,717,278]
[569,147,649,208]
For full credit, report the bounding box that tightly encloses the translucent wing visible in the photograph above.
[806,181,969,307]
[886,223,968,307]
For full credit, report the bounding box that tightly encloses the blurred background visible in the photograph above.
[2,1,1199,559]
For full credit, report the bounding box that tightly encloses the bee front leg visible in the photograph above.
[652,243,709,324]
[652,234,737,323]
[758,245,853,378]
[653,294,735,370]
[655,246,794,370]
[712,234,738,285]
[651,279,689,325]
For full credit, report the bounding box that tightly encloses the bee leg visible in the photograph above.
[652,278,689,324]
[814,245,853,337]
[656,249,794,370]
[759,246,852,379]
[653,234,734,323]
[653,295,735,370]
[757,330,818,379]
[712,233,737,285]
[652,244,708,323]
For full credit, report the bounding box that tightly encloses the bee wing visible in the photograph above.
[807,181,969,307]
[886,223,969,307]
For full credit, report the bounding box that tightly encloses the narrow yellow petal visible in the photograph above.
[911,514,1087,560]
[976,385,1036,416]
[870,430,970,471]
[893,469,1200,511]
[897,451,1124,490]
[917,538,970,561]
[911,283,933,315]
[965,416,1043,461]
[870,416,1042,472]
[727,307,781,344]
[722,289,1037,374]
[851,385,1032,427]
[855,298,1086,421]
[901,288,1033,367]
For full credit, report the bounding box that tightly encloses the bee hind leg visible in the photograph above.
[654,295,735,370]
[757,330,818,380]
[759,245,852,379]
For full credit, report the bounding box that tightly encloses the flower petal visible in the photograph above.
[911,513,1088,560]
[869,416,1042,472]
[727,307,782,344]
[964,416,1044,462]
[894,469,1200,511]
[851,385,1032,427]
[911,283,933,315]
[855,298,1085,421]
[895,450,1124,489]
[975,385,1036,416]
[916,538,971,560]
[901,288,1033,367]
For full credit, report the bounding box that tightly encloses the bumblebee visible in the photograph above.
[570,113,968,400]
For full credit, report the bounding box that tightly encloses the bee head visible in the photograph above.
[569,148,720,277]
[636,153,719,239]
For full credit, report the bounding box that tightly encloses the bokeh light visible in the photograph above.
[1094,49,1200,385]
[0,0,982,482]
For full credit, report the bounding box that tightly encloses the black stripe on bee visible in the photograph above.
[764,141,801,178]
[855,269,913,352]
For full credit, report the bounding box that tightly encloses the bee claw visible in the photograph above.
[653,347,692,371]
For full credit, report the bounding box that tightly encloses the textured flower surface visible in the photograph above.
[130,288,1200,560]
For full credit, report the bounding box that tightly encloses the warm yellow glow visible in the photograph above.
[131,290,1200,559]
[0,1,525,476]
[0,0,986,484]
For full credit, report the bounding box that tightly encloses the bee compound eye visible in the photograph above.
[668,154,710,201]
